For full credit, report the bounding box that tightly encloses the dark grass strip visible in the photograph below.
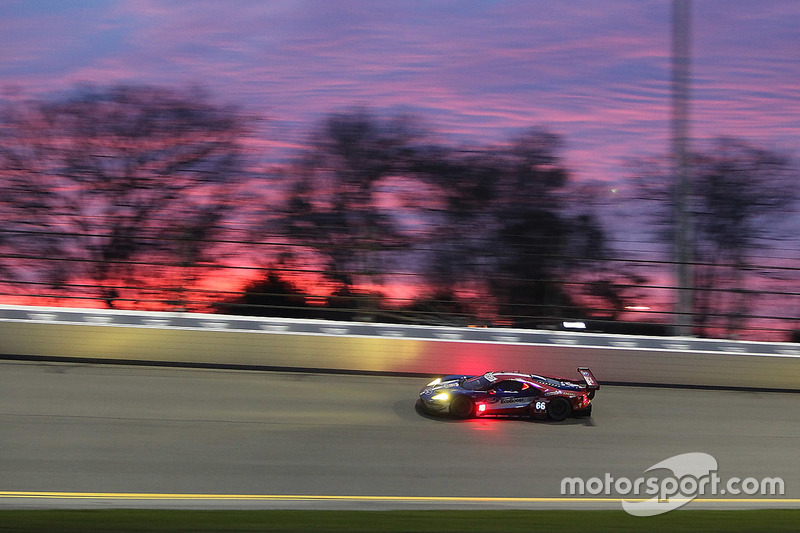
[1,509,800,533]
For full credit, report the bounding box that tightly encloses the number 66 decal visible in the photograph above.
[534,401,546,411]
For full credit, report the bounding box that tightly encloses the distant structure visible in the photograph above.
[672,0,693,336]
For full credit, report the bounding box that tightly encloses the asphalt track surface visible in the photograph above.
[2,361,799,510]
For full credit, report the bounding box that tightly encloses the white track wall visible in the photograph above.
[1,305,799,390]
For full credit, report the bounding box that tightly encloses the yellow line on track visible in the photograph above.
[1,492,799,504]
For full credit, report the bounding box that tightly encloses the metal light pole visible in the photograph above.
[672,0,693,336]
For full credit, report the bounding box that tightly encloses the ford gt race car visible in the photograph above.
[418,368,599,421]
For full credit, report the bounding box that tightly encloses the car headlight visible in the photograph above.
[426,378,442,387]
[431,393,449,401]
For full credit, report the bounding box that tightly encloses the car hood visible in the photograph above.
[420,377,466,395]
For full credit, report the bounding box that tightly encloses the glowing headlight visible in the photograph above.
[431,393,449,401]
[426,378,442,387]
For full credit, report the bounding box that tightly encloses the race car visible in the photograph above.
[418,368,599,421]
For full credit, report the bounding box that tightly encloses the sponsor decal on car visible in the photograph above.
[500,397,529,404]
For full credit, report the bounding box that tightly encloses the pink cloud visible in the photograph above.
[1,0,797,187]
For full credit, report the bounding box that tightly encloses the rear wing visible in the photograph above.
[577,367,600,397]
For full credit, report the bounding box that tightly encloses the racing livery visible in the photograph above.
[418,368,599,421]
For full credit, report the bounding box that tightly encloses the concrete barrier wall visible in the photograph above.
[1,304,799,390]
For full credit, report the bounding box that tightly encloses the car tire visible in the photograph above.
[449,395,474,419]
[546,397,572,421]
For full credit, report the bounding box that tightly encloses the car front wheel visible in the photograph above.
[449,395,474,418]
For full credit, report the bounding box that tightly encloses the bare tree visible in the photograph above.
[425,129,613,326]
[692,138,798,335]
[275,110,426,318]
[0,85,252,309]
[631,137,799,337]
[271,115,614,326]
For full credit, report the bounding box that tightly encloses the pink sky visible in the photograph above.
[2,0,798,190]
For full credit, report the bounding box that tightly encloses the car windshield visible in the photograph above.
[462,374,496,390]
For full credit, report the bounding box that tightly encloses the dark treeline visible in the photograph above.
[1,85,798,340]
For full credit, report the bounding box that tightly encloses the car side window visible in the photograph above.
[520,383,541,397]
[494,380,524,393]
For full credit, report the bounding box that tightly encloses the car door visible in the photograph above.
[486,379,539,413]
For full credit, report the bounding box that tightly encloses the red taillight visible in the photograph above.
[477,403,486,414]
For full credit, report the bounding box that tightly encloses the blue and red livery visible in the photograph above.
[418,368,599,421]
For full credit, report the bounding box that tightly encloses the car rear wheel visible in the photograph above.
[449,395,474,418]
[547,397,572,421]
